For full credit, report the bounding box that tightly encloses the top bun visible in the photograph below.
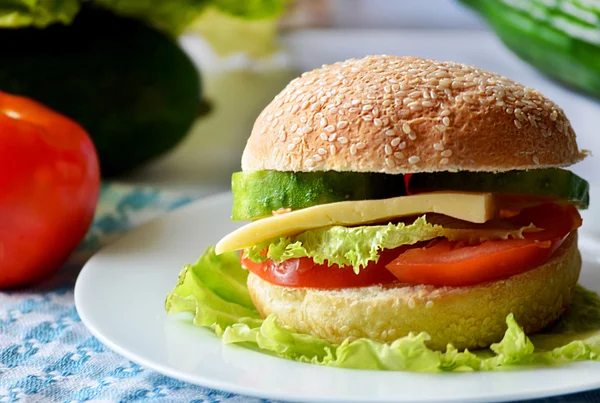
[241,55,587,174]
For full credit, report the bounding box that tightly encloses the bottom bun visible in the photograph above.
[247,231,582,351]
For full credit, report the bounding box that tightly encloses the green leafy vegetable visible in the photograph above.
[0,0,79,28]
[0,0,288,37]
[165,246,600,372]
[244,216,536,273]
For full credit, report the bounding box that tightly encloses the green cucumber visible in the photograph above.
[231,171,407,220]
[231,168,589,220]
[409,168,589,209]
[460,0,600,100]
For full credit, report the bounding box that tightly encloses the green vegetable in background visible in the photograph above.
[165,246,600,371]
[0,0,289,176]
[0,7,204,177]
[460,0,600,101]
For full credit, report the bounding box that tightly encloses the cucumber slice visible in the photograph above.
[409,168,589,209]
[232,168,589,221]
[231,171,406,220]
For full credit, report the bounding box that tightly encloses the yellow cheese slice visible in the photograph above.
[215,192,496,254]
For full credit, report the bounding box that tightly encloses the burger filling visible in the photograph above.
[218,168,587,290]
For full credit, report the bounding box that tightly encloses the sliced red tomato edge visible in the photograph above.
[242,203,582,288]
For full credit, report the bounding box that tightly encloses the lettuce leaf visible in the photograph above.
[0,0,79,28]
[244,216,536,273]
[165,246,600,372]
[0,0,288,36]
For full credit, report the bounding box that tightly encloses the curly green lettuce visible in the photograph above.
[244,216,536,273]
[165,246,600,372]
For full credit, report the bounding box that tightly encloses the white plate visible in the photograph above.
[75,192,600,403]
[76,30,600,402]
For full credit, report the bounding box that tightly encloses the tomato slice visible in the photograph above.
[241,247,405,289]
[242,203,581,289]
[385,204,581,287]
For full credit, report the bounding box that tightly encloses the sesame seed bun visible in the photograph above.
[241,55,587,173]
[247,232,581,351]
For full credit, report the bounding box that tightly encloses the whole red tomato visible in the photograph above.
[0,92,100,288]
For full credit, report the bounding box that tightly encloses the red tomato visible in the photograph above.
[241,246,406,289]
[0,92,100,288]
[386,204,582,287]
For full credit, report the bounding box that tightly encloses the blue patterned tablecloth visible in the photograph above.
[0,183,599,403]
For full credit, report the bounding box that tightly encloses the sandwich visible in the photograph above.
[167,55,595,368]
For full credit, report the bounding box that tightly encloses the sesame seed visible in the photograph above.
[278,131,287,141]
[439,78,452,88]
[384,145,393,155]
[384,129,395,137]
[350,144,357,155]
[403,98,414,106]
[442,117,450,126]
[533,155,540,165]
[408,133,417,140]
[329,145,337,155]
[319,132,328,141]
[384,86,391,93]
[357,142,366,150]
[514,119,522,129]
[550,110,558,121]
[348,107,359,113]
[373,118,383,127]
[362,115,373,121]
[302,126,312,134]
[410,105,422,111]
[318,148,327,155]
[275,110,283,117]
[408,156,420,164]
[315,112,324,119]
[292,137,301,144]
[313,154,322,162]
[386,158,395,167]
[291,104,300,114]
[436,124,447,132]
[337,121,348,129]
[328,133,337,142]
[440,158,449,165]
[266,114,273,122]
[382,99,392,107]
[441,149,453,157]
[433,143,444,151]
[304,158,314,167]
[422,100,434,107]
[320,118,327,127]
[287,143,295,151]
[338,136,348,144]
[391,138,401,147]
[398,141,407,150]
[425,301,434,309]
[440,109,450,117]
[394,152,404,159]
[325,125,335,133]
[351,99,360,105]
[290,123,298,132]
